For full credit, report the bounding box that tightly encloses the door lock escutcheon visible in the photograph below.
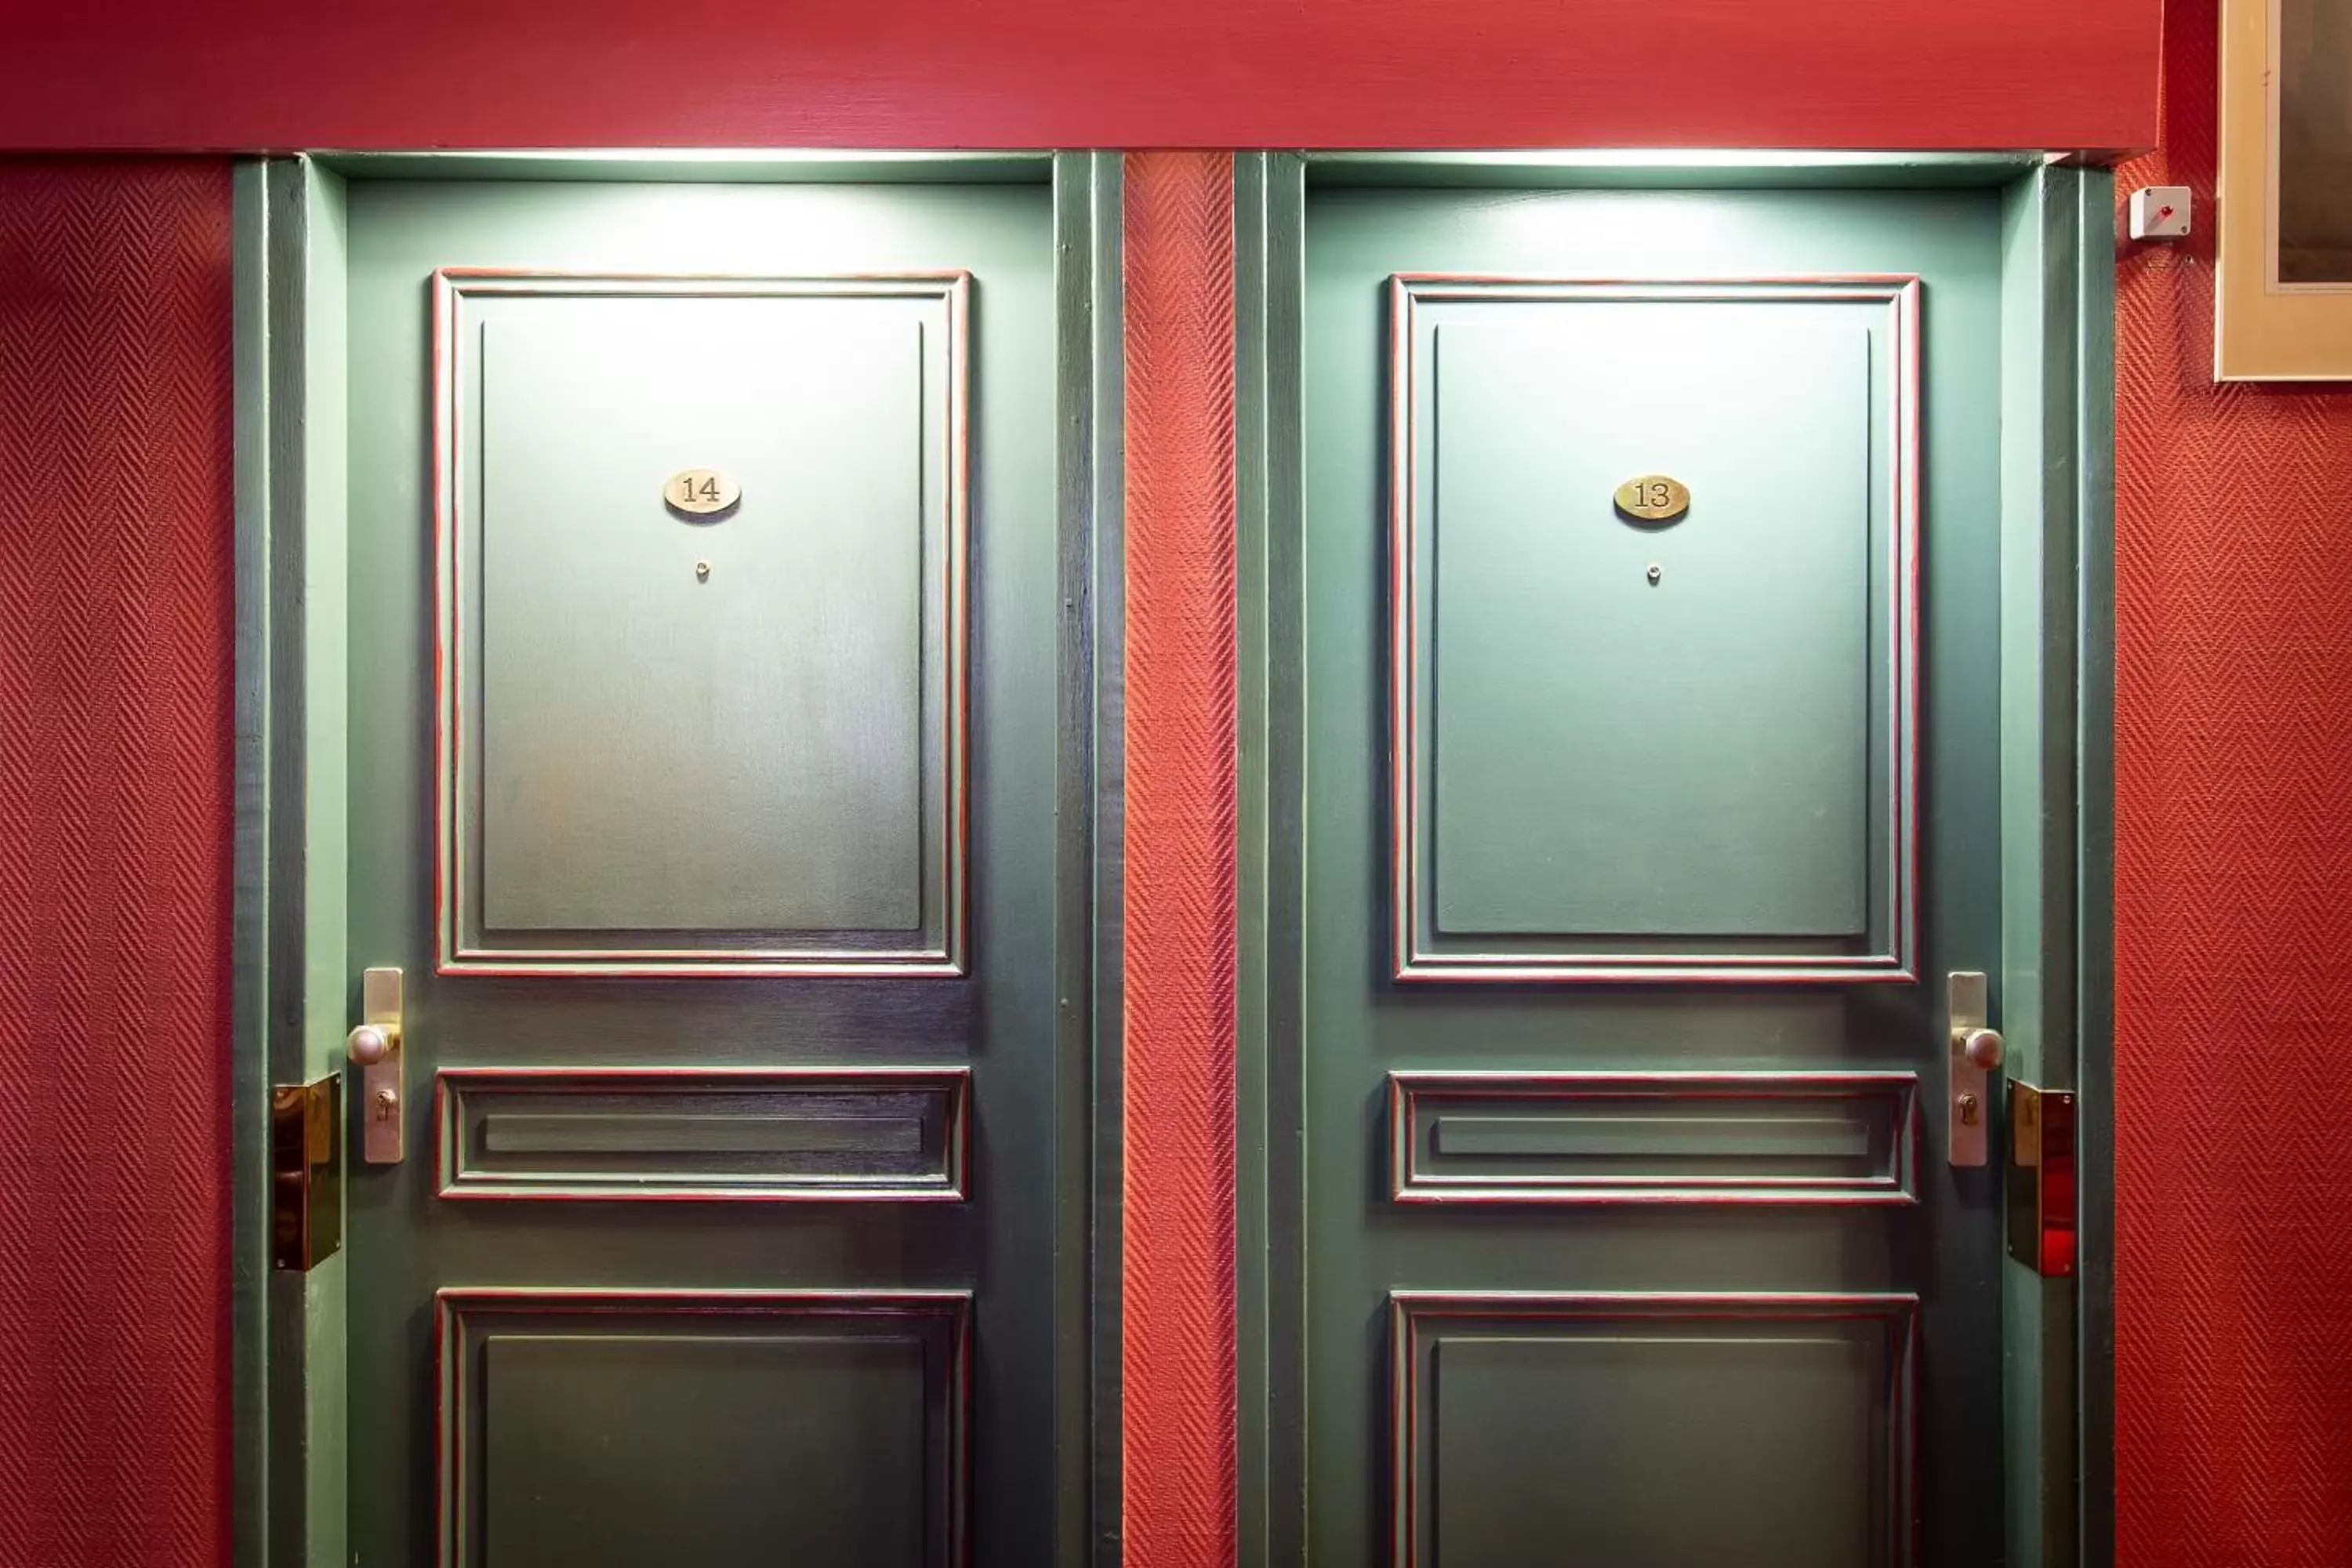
[1947,971,2005,1167]
[347,966,405,1165]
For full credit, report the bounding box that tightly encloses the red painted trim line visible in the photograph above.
[1385,274,1923,983]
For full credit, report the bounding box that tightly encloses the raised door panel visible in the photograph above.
[438,274,966,975]
[1393,278,1918,982]
[1388,1070,1920,1204]
[435,1066,971,1201]
[1393,1294,1915,1568]
[440,1291,968,1568]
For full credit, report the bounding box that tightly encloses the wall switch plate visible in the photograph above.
[2129,186,2192,240]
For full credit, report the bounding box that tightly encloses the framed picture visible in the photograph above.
[2220,0,2352,377]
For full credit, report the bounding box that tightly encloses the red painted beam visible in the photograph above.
[0,0,2156,153]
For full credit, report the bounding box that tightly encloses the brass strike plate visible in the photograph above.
[2005,1080,2077,1277]
[270,1075,343,1271]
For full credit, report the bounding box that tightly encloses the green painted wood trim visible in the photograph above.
[1997,160,2069,1568]
[1999,167,2081,1094]
[310,151,1051,185]
[1051,149,1127,1568]
[1233,149,1307,1568]
[234,154,355,1568]
[1233,149,1265,1568]
[287,154,353,1568]
[229,154,271,1568]
[1303,150,2048,191]
[2071,165,2119,1568]
[1998,159,2118,1568]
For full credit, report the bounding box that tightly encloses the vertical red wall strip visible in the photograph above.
[1120,151,1240,1568]
[2114,1,2352,1561]
[0,159,236,1568]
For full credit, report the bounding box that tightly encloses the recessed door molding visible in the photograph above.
[432,268,971,977]
[436,1288,974,1568]
[432,1064,974,1203]
[1386,272,1922,985]
[1388,1291,1921,1568]
[1386,1069,1922,1207]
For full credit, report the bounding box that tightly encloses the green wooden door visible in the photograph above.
[1265,174,2032,1568]
[334,171,1083,1568]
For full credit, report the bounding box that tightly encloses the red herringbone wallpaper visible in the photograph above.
[2,60,2343,1568]
[1120,151,1240,1568]
[0,159,236,1568]
[2114,2,2352,1562]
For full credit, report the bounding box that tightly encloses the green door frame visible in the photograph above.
[227,149,1129,1568]
[1231,151,2116,1568]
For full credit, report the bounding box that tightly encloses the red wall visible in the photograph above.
[0,159,236,1568]
[0,0,2155,153]
[16,1,2352,1564]
[2111,1,2352,1561]
[1121,152,1241,1568]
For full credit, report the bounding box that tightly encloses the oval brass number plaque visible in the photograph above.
[1613,474,1690,524]
[665,468,742,517]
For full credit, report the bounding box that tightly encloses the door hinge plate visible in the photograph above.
[2005,1080,2077,1276]
[270,1074,342,1271]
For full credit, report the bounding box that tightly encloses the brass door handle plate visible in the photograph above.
[350,966,405,1165]
[1947,971,2000,1167]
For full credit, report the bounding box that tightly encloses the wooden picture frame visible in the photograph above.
[2218,0,2352,377]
